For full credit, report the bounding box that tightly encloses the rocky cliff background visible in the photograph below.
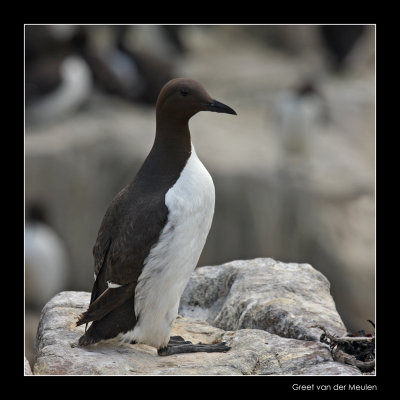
[25,25,375,368]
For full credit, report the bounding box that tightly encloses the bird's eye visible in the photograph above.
[180,89,189,97]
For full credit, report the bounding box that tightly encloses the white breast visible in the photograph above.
[119,144,215,348]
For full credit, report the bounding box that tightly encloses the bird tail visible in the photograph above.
[78,294,137,346]
[76,282,136,326]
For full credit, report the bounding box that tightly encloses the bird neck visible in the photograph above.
[155,117,192,155]
[135,122,191,191]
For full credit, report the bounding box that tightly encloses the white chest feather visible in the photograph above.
[119,144,215,348]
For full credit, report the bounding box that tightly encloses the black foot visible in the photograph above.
[78,334,98,347]
[168,335,192,345]
[158,338,230,356]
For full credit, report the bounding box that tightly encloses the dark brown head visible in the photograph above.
[156,78,237,124]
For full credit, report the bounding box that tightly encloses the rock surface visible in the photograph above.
[24,356,33,375]
[32,260,361,375]
[179,258,347,341]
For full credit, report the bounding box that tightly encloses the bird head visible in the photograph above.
[156,78,237,122]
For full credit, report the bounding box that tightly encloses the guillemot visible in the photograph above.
[77,78,236,356]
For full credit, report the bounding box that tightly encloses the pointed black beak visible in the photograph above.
[202,99,237,115]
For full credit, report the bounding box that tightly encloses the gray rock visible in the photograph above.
[24,356,33,375]
[180,258,347,341]
[32,261,360,375]
[25,311,41,370]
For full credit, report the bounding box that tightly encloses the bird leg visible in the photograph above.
[168,335,193,345]
[157,336,230,356]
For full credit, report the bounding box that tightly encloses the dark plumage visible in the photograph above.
[77,78,236,355]
[77,136,190,344]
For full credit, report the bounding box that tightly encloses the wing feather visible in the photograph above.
[79,186,169,326]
